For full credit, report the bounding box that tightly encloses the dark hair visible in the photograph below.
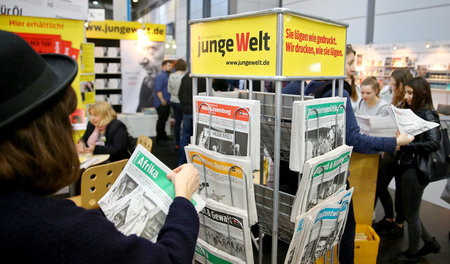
[391,68,412,106]
[174,58,187,71]
[346,44,358,102]
[405,77,434,113]
[161,60,172,67]
[361,76,380,95]
[0,87,80,194]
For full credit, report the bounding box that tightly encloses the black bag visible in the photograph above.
[417,128,450,182]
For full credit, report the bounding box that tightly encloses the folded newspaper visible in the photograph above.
[98,144,206,242]
[290,97,347,172]
[193,96,260,170]
[185,144,258,225]
[355,105,440,137]
[197,198,253,264]
[290,145,353,223]
[285,187,354,264]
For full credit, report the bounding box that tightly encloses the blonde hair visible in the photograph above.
[89,101,117,127]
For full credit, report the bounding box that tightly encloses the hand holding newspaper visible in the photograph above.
[99,145,206,242]
[356,105,439,137]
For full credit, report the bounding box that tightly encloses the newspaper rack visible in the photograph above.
[189,8,349,263]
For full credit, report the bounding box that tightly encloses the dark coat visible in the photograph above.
[178,73,206,115]
[82,119,130,162]
[0,191,199,264]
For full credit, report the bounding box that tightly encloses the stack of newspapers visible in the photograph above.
[285,187,354,264]
[289,97,347,172]
[189,95,261,263]
[290,145,353,223]
[193,96,260,170]
[98,145,206,242]
[195,199,254,264]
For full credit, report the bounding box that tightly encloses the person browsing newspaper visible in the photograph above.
[0,30,200,264]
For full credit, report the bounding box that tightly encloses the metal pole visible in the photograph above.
[272,11,284,263]
[272,81,282,263]
[249,80,253,100]
[301,80,305,100]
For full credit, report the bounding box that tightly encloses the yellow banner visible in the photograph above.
[187,151,244,179]
[283,14,347,76]
[86,20,166,41]
[190,14,278,76]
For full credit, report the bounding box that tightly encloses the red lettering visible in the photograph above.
[236,32,250,51]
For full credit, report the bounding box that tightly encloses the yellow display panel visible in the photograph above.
[190,14,278,76]
[86,20,166,42]
[283,14,347,77]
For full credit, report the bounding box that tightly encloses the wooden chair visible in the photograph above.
[68,159,128,210]
[137,134,153,152]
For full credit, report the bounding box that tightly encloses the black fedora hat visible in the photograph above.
[0,30,78,130]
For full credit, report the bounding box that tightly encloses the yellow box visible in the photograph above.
[354,224,380,264]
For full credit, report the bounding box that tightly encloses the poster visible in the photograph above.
[121,40,165,113]
[80,74,95,105]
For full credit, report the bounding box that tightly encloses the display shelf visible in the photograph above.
[88,38,123,112]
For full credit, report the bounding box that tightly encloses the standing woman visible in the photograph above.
[168,58,187,149]
[393,77,441,262]
[76,101,129,162]
[346,44,361,113]
[355,76,390,116]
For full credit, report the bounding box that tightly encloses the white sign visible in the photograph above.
[88,8,105,21]
[1,0,88,20]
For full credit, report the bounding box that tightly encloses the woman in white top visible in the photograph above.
[168,58,187,148]
[356,76,390,116]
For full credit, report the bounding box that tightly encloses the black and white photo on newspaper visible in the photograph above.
[198,198,253,264]
[185,145,258,225]
[290,145,353,223]
[285,188,353,264]
[193,96,260,170]
[98,145,205,241]
[290,97,346,172]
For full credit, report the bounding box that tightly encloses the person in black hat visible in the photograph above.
[0,30,200,263]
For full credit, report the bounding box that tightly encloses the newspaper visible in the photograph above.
[355,105,440,137]
[194,238,245,264]
[290,145,353,223]
[289,97,347,172]
[285,188,353,264]
[193,96,260,170]
[198,199,253,263]
[185,145,258,225]
[98,145,206,242]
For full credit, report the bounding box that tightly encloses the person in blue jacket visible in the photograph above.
[0,30,200,264]
[283,44,413,264]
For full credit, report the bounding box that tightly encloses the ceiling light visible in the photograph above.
[93,1,99,5]
[425,42,430,49]
[172,44,177,49]
[133,0,139,3]
[393,44,397,50]
[165,44,170,49]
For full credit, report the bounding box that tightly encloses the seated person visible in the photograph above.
[77,101,129,162]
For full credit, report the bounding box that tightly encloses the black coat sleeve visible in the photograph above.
[93,119,129,160]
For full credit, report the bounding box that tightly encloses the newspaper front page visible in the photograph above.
[185,145,258,225]
[99,145,206,242]
[285,188,354,264]
[198,199,253,263]
[389,105,439,136]
[290,145,353,222]
[290,97,347,172]
[193,96,260,170]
